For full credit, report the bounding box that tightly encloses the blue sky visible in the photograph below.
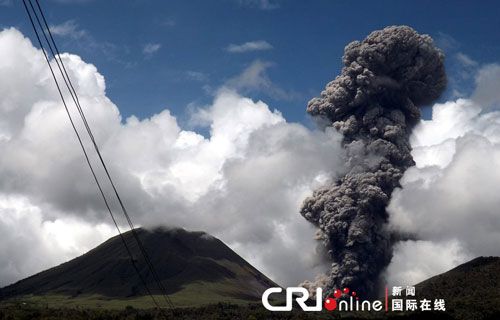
[2,0,500,290]
[2,0,500,125]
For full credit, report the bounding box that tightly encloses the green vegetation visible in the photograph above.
[0,301,461,320]
[414,256,500,320]
[0,280,259,310]
[0,228,277,306]
[1,227,499,319]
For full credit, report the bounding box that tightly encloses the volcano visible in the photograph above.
[413,256,500,320]
[0,227,278,308]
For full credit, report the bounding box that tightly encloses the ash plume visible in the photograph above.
[300,26,447,297]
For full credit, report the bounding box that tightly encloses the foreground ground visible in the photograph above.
[2,257,500,319]
[0,301,481,320]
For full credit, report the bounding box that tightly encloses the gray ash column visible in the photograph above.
[300,26,447,298]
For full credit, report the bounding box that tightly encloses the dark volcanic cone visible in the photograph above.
[300,26,447,298]
[0,228,277,305]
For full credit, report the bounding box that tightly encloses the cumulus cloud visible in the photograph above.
[0,28,344,287]
[226,40,273,53]
[386,64,500,287]
[0,194,116,285]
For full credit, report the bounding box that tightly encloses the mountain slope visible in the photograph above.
[0,227,278,308]
[414,256,500,319]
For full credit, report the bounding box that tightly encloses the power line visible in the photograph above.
[30,0,175,307]
[20,0,163,312]
[22,0,174,313]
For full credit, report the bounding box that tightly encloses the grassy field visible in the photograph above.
[0,301,461,320]
[0,290,457,320]
[0,278,263,310]
[0,228,278,305]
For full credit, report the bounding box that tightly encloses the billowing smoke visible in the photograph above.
[300,26,447,297]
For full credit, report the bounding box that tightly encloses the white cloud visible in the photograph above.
[448,53,479,99]
[226,40,273,53]
[386,64,500,286]
[227,60,274,89]
[472,63,500,108]
[225,59,299,101]
[383,240,468,287]
[237,0,280,10]
[47,20,125,65]
[0,28,345,287]
[143,43,161,56]
[161,18,176,27]
[433,32,459,52]
[0,194,116,285]
[456,52,478,67]
[186,70,208,82]
[49,20,87,39]
[51,0,95,3]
